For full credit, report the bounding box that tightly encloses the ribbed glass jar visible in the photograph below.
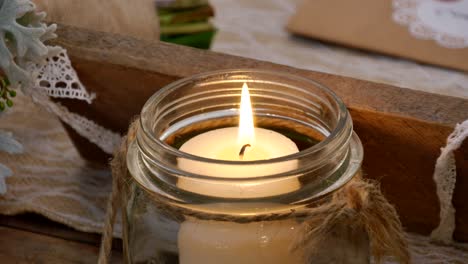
[125,70,365,264]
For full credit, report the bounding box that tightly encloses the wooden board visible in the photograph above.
[0,214,122,263]
[49,25,468,241]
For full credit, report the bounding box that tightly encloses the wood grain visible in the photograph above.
[0,224,122,263]
[49,25,467,126]
[351,109,448,235]
[0,214,122,252]
[48,25,468,241]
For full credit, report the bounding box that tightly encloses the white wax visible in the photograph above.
[178,218,302,264]
[177,127,300,198]
[177,126,302,264]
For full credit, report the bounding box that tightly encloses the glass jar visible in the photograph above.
[125,69,365,264]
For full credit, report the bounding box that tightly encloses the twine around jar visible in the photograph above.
[98,118,410,264]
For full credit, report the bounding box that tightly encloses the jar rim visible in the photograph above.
[140,69,351,168]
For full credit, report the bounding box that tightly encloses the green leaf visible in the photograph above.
[161,30,216,49]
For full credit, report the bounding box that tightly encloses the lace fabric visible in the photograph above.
[32,48,96,104]
[395,233,468,263]
[431,120,468,244]
[27,47,122,155]
[0,41,121,230]
[393,0,468,49]
[29,89,121,155]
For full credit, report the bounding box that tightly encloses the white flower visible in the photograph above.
[0,130,23,194]
[0,163,12,194]
[0,0,57,88]
[0,130,23,154]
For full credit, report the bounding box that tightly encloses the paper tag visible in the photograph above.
[393,0,468,48]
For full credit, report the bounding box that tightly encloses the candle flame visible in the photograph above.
[238,83,255,146]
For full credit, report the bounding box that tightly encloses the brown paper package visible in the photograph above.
[287,0,468,72]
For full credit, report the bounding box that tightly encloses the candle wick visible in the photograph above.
[238,144,251,160]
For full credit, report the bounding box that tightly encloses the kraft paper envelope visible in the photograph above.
[287,0,468,72]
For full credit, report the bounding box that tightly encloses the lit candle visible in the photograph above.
[178,83,300,198]
[177,83,302,263]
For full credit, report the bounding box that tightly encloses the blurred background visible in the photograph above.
[157,0,468,99]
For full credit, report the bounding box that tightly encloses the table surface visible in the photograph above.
[0,214,122,263]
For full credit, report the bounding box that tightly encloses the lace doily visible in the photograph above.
[33,48,96,104]
[393,0,468,49]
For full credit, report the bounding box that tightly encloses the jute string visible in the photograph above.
[98,119,410,264]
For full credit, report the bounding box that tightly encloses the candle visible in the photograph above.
[177,83,302,264]
[178,219,302,264]
[177,83,300,198]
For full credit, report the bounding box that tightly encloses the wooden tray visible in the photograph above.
[50,25,468,242]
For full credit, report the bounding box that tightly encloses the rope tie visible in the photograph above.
[98,119,410,264]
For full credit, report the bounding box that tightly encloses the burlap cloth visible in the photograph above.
[0,94,120,236]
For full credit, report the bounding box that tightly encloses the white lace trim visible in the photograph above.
[47,101,121,155]
[30,47,96,104]
[393,0,468,49]
[431,120,468,244]
[24,47,121,154]
[28,89,121,155]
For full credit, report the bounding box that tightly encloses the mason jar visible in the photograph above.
[124,69,365,264]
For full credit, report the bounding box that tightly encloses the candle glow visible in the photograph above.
[178,82,300,190]
[238,83,255,148]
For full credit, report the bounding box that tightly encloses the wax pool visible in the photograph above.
[177,127,300,198]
